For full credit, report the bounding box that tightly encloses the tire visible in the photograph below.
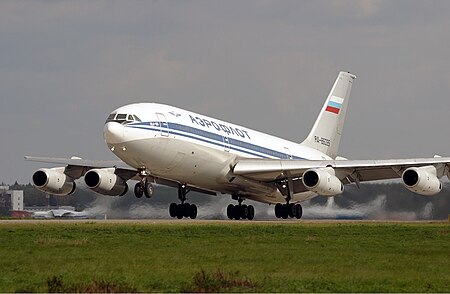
[281,204,288,219]
[275,203,282,218]
[241,204,248,219]
[183,203,191,218]
[227,204,235,220]
[234,206,241,220]
[288,203,295,218]
[247,205,255,220]
[144,181,153,198]
[134,183,143,198]
[169,203,177,218]
[294,204,303,219]
[189,204,197,219]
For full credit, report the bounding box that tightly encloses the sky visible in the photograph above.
[1,0,450,184]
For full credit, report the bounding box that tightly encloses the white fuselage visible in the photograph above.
[104,103,330,204]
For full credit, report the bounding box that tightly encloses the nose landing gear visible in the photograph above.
[134,179,153,198]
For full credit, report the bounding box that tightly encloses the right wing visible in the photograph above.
[25,156,216,196]
[233,156,450,195]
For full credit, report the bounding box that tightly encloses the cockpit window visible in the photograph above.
[105,113,117,123]
[106,113,142,124]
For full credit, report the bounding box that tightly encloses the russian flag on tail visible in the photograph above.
[325,96,344,114]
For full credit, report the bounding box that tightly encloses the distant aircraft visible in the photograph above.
[26,72,449,220]
[32,209,90,219]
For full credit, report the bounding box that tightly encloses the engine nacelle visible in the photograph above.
[302,167,344,196]
[32,168,76,196]
[84,168,128,196]
[402,166,442,196]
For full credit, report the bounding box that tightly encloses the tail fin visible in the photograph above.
[300,71,356,159]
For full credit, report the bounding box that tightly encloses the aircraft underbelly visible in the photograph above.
[115,137,234,187]
[112,136,318,204]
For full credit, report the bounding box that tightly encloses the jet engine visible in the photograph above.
[84,168,128,196]
[401,166,442,196]
[32,167,76,196]
[302,167,344,196]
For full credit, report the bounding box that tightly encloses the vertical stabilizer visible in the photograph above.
[300,71,356,159]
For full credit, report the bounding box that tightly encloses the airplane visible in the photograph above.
[26,71,450,220]
[32,209,90,219]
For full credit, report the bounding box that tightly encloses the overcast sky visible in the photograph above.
[1,0,450,184]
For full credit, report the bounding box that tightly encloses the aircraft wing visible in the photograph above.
[24,156,128,169]
[25,156,217,195]
[25,156,139,181]
[232,157,450,183]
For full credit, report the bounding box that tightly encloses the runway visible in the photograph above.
[0,219,446,225]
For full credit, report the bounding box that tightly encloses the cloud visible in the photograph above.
[3,0,450,185]
[331,0,384,18]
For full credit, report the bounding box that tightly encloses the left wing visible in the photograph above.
[233,157,450,196]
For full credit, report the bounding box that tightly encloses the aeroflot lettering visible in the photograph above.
[189,115,251,139]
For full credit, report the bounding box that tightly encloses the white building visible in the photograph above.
[0,186,24,212]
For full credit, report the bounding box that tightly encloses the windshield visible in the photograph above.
[106,113,142,124]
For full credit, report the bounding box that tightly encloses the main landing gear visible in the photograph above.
[134,179,153,198]
[274,203,302,219]
[227,196,255,220]
[274,177,303,219]
[169,184,197,219]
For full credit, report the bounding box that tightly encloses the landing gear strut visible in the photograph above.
[227,196,255,220]
[169,184,197,219]
[134,178,153,198]
[274,178,303,219]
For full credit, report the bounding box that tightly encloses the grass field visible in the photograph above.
[0,221,449,292]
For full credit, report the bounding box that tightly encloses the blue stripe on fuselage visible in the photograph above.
[127,121,304,160]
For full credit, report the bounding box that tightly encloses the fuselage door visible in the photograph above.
[156,113,169,137]
[223,136,230,152]
[284,147,293,160]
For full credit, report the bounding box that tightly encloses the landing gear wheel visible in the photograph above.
[144,181,153,198]
[227,204,235,220]
[182,203,191,218]
[247,205,255,220]
[294,204,303,219]
[169,202,198,220]
[274,203,303,219]
[234,205,241,220]
[281,205,289,219]
[226,203,255,220]
[189,204,197,219]
[241,204,248,219]
[134,182,144,198]
[169,203,177,218]
[275,203,283,218]
[288,203,295,218]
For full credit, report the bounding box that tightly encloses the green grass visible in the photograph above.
[0,221,449,292]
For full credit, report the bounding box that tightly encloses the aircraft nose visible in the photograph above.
[103,122,125,145]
